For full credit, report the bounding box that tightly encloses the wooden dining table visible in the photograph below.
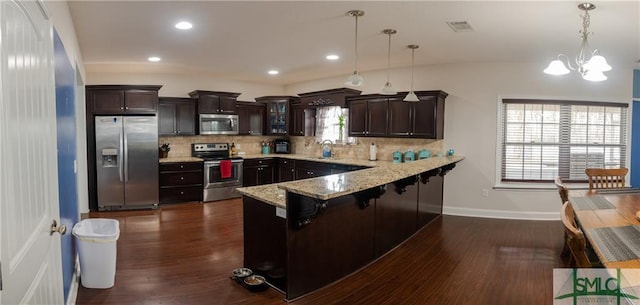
[570,189,640,268]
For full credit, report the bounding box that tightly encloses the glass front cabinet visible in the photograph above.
[255,96,299,135]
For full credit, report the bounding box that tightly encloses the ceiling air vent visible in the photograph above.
[446,21,474,32]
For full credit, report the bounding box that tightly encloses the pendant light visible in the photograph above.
[345,10,365,87]
[380,29,397,95]
[404,45,420,102]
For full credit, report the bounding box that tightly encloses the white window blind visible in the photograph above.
[315,106,353,144]
[501,99,627,182]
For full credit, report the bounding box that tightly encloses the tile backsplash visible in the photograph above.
[160,135,443,161]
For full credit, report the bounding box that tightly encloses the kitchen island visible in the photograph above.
[237,155,463,300]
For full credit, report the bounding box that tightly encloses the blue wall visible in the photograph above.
[631,69,640,187]
[54,30,78,302]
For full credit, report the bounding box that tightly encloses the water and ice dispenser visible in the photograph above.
[101,148,118,167]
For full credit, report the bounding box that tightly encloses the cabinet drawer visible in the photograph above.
[278,158,295,169]
[160,171,203,186]
[160,162,203,172]
[160,186,202,204]
[244,158,276,167]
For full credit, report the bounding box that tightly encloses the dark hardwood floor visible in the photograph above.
[77,199,567,305]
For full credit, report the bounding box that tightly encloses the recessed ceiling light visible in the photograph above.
[175,21,193,30]
[326,54,339,60]
[268,70,279,75]
[148,56,161,62]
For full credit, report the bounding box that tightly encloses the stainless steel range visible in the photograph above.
[192,143,243,202]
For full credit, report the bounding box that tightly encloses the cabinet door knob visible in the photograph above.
[180,191,184,195]
[125,107,129,110]
[180,177,184,180]
[120,107,124,110]
[180,165,184,169]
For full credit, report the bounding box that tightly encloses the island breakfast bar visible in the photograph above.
[238,155,463,300]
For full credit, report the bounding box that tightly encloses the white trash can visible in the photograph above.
[72,218,120,289]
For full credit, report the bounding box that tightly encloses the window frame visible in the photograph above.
[496,98,629,187]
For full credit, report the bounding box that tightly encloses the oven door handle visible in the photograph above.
[204,159,244,165]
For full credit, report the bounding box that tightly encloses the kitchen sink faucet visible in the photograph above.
[320,139,333,158]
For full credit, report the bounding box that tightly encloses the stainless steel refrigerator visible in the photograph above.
[95,116,159,210]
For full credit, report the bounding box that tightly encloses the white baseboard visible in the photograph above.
[66,256,80,305]
[443,206,560,221]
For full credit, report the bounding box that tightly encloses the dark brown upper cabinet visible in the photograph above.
[297,88,361,108]
[289,102,316,137]
[255,96,299,135]
[347,91,447,139]
[236,101,265,135]
[188,90,240,115]
[402,91,447,139]
[348,97,389,137]
[86,85,162,115]
[158,97,196,136]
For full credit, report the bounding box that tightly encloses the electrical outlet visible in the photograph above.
[482,189,489,197]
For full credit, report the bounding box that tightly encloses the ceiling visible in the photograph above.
[67,1,640,86]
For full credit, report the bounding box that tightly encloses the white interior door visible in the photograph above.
[0,1,64,304]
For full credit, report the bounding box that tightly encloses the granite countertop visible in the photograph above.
[237,155,464,208]
[236,183,287,209]
[241,153,390,167]
[159,157,203,163]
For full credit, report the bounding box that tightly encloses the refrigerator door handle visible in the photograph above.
[123,123,129,182]
[119,124,124,182]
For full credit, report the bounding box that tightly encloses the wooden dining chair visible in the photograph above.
[555,177,570,257]
[560,201,603,268]
[560,201,592,268]
[585,168,628,190]
[554,177,569,204]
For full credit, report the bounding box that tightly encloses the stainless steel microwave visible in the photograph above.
[199,114,239,135]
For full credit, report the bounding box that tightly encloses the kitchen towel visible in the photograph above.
[220,160,232,179]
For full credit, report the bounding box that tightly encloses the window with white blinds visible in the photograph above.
[501,99,628,182]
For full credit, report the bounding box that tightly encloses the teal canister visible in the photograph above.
[392,151,403,163]
[405,150,416,162]
[418,149,431,159]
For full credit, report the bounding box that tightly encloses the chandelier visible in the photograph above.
[543,3,611,82]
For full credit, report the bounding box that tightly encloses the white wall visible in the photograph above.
[285,62,633,220]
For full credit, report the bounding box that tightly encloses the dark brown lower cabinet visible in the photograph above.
[159,162,203,204]
[278,159,295,182]
[243,197,287,292]
[418,171,444,226]
[286,192,375,300]
[374,176,420,256]
[243,158,276,187]
[242,164,450,300]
